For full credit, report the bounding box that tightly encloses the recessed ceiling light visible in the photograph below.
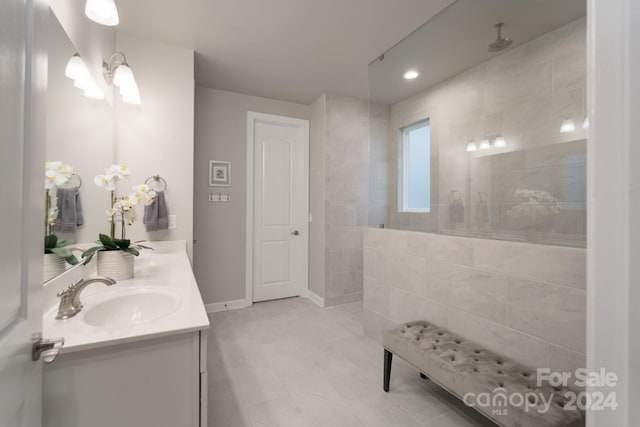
[404,70,419,80]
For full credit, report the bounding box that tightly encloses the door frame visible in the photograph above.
[245,111,310,305]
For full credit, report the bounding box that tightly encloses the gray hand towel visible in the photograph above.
[144,191,169,232]
[55,188,84,233]
[449,198,465,225]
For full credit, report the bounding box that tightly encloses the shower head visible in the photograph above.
[488,23,513,52]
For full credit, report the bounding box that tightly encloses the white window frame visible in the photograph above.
[399,119,430,213]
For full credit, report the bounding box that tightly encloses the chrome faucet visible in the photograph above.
[56,276,117,320]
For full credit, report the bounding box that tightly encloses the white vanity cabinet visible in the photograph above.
[44,330,207,427]
[42,241,210,427]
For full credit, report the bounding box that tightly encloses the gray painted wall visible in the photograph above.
[115,34,195,257]
[194,88,310,305]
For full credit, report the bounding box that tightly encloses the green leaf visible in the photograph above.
[81,247,103,265]
[99,234,118,249]
[65,254,79,265]
[120,247,140,257]
[56,239,76,247]
[44,235,57,250]
[113,238,131,249]
[50,247,72,258]
[81,246,101,259]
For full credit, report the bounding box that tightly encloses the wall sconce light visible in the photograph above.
[85,0,119,26]
[64,53,104,100]
[103,52,141,105]
[560,118,576,133]
[466,141,477,152]
[65,54,90,80]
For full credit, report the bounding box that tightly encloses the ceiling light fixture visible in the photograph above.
[560,118,576,133]
[103,52,141,105]
[404,70,419,80]
[466,141,477,152]
[583,117,589,129]
[479,138,491,150]
[85,0,119,26]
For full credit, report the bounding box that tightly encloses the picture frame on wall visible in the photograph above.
[209,160,231,186]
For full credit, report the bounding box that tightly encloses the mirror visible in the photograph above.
[45,10,115,282]
[368,0,587,248]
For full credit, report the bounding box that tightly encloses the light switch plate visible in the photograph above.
[168,215,177,229]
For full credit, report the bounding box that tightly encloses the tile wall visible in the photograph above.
[363,228,586,377]
[323,94,370,306]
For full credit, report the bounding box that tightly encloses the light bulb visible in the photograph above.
[466,142,477,152]
[560,119,576,133]
[583,117,589,129]
[74,77,96,90]
[494,136,506,148]
[119,85,139,97]
[479,139,491,150]
[85,0,119,26]
[122,92,141,105]
[403,70,419,80]
[64,54,89,80]
[84,86,104,100]
[113,64,136,88]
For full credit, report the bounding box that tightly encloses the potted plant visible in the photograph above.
[43,161,79,282]
[82,164,155,280]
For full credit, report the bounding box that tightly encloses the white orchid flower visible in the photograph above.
[106,164,131,179]
[133,184,150,194]
[45,161,62,170]
[45,169,69,190]
[94,174,118,191]
[143,189,156,205]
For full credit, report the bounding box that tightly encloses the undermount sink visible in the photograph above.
[82,288,180,328]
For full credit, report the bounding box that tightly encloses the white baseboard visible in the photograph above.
[205,299,252,313]
[305,290,325,308]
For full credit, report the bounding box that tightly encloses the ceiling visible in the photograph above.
[370,0,587,105]
[115,0,456,104]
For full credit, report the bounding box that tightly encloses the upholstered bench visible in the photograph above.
[383,321,585,427]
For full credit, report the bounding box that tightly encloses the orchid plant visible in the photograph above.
[82,164,155,263]
[43,161,79,265]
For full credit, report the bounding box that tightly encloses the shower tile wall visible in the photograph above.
[372,18,587,248]
[324,94,369,306]
[363,228,586,380]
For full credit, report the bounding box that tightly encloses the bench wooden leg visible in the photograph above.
[420,373,428,380]
[383,349,392,392]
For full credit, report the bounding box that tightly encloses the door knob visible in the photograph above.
[32,334,64,364]
[291,230,299,236]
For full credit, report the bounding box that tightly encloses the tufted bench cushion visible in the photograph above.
[383,321,584,427]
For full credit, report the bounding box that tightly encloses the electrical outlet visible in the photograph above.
[168,215,177,229]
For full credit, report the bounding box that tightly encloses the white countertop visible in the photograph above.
[43,240,210,353]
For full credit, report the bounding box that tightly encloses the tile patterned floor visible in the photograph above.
[208,298,496,427]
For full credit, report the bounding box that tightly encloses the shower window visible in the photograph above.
[398,119,430,212]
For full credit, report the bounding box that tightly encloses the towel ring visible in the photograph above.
[145,175,167,192]
[60,174,82,189]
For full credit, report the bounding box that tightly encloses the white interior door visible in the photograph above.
[249,112,309,302]
[0,0,47,425]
